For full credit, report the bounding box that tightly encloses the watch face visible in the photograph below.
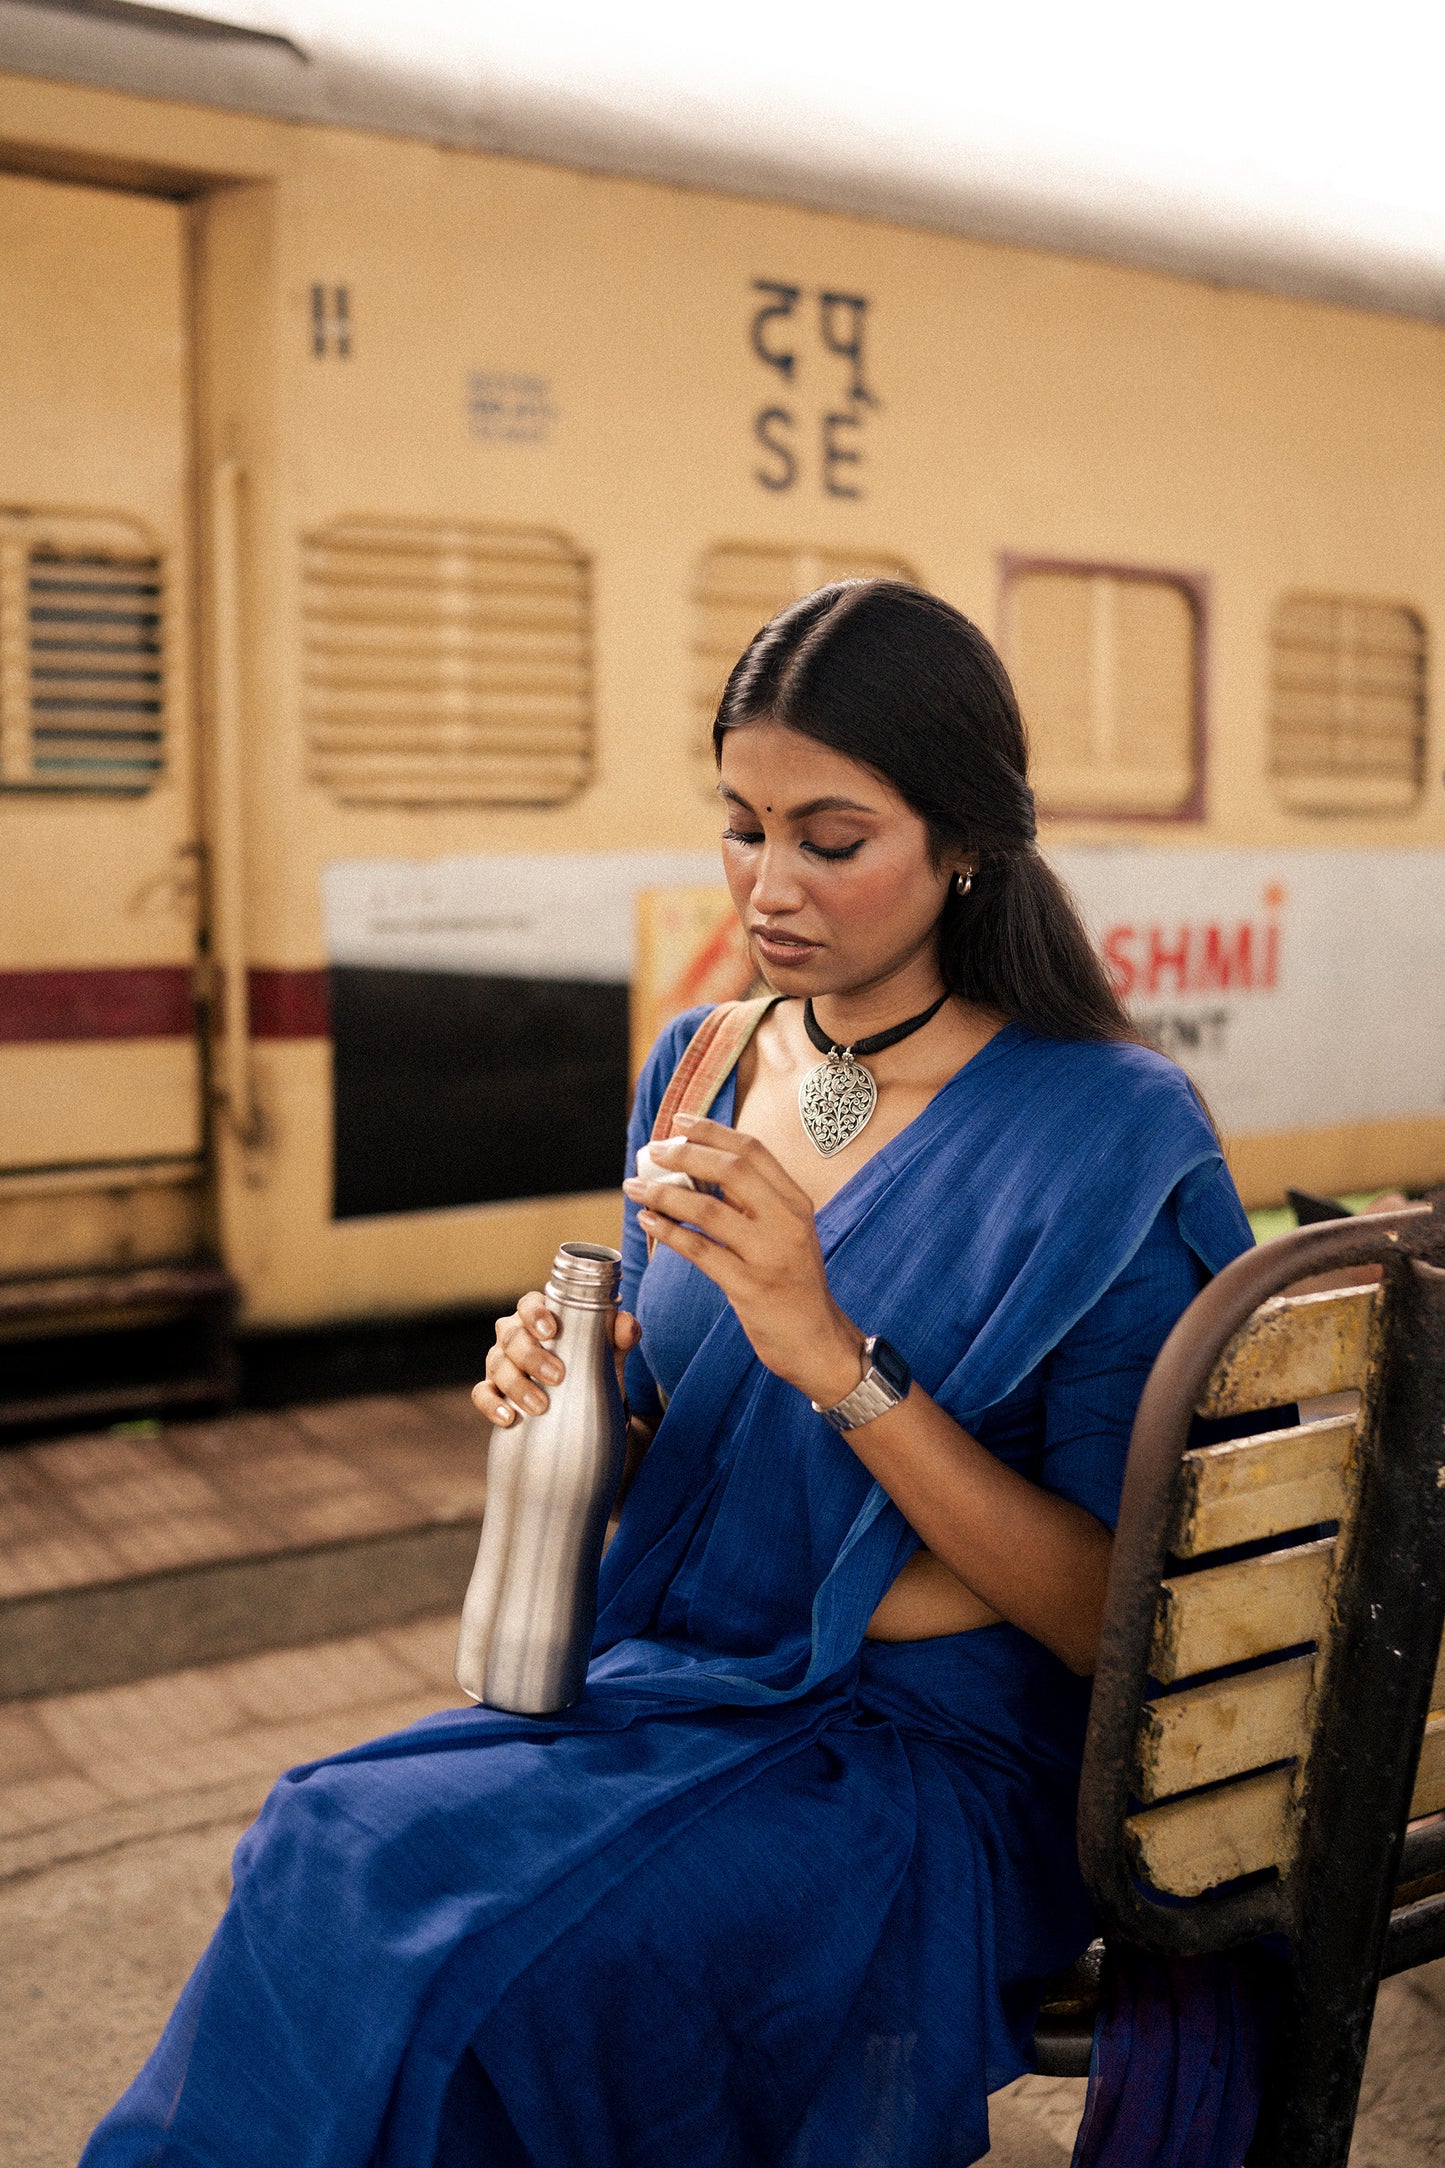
[869,1337,911,1395]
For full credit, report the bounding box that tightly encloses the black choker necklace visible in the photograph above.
[798,992,950,1156]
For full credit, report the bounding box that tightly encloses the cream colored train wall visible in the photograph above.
[2,70,1442,1330]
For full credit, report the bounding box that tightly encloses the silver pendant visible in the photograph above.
[798,1051,878,1157]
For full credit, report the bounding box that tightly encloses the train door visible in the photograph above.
[0,173,207,1342]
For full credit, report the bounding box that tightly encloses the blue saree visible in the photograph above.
[83,1017,1253,2168]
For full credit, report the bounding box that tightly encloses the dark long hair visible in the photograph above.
[713,579,1135,1043]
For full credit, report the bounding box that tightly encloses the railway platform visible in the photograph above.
[0,1388,486,1705]
[1,1390,1443,2165]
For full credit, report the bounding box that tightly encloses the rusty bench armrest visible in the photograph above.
[1079,1205,1444,1949]
[1382,1889,1445,1979]
[1399,1814,1445,1889]
[1077,1204,1445,2168]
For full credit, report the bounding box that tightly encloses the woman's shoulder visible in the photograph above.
[1007,1024,1205,1109]
[987,1025,1220,1162]
[992,1028,1251,1273]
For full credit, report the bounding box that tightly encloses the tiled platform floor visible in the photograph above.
[0,1612,468,1883]
[0,1389,485,1601]
[0,1391,490,1696]
[0,1616,1442,2166]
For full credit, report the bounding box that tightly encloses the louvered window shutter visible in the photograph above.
[0,513,165,794]
[1005,565,1201,818]
[691,544,918,775]
[303,521,594,806]
[1270,595,1427,814]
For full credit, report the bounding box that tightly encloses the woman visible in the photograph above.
[84,582,1253,2168]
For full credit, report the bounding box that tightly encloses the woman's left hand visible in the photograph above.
[622,1115,867,1408]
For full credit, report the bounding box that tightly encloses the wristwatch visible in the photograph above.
[812,1335,912,1433]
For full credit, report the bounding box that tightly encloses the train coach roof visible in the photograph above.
[6,0,1445,327]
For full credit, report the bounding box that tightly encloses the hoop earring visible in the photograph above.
[954,871,973,897]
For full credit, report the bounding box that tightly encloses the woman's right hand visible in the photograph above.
[472,1293,640,1428]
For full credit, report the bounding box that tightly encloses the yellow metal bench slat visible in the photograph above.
[1175,1415,1357,1557]
[1197,1286,1380,1420]
[1411,1714,1445,1821]
[1136,1653,1315,1803]
[1126,1766,1293,1898]
[1151,1538,1334,1683]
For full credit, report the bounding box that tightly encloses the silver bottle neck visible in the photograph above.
[544,1242,622,1311]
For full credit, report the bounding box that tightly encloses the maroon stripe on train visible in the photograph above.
[0,966,194,1043]
[248,968,331,1039]
[0,966,333,1043]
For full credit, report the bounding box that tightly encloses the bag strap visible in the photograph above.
[644,996,778,1261]
[650,996,777,1143]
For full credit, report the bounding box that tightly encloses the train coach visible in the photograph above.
[0,1,1442,1420]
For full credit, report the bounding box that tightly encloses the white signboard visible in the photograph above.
[321,852,721,984]
[1051,847,1445,1134]
[322,846,1445,1141]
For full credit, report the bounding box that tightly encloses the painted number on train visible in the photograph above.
[749,282,876,497]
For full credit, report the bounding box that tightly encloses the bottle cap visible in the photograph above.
[546,1242,622,1309]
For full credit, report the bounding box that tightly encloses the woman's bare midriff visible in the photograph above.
[864,1548,1002,1641]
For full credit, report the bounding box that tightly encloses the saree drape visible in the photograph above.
[82,1018,1254,2168]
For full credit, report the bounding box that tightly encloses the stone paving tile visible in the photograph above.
[29,1435,169,1489]
[161,1410,310,1466]
[0,1393,493,1614]
[0,1618,467,1875]
[38,1666,251,1766]
[0,1705,70,1784]
[0,1529,124,1600]
[416,1385,483,1430]
[290,1393,463,1448]
[245,1486,423,1546]
[988,2076,1083,2159]
[319,1439,464,1489]
[66,1466,223,1527]
[103,1511,263,1575]
[0,1449,57,1501]
[0,1474,84,1548]
[221,1636,421,1726]
[376,1614,464,1691]
[0,1771,112,1839]
[306,1436,487,1518]
[0,1618,466,1872]
[314,1423,479,1477]
[67,1694,452,1811]
[236,1693,457,1772]
[81,1731,295,1806]
[1350,1961,1445,2164]
[383,1469,489,1524]
[198,1443,371,1502]
[82,1701,440,1806]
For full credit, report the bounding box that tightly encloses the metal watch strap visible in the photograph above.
[812,1336,908,1434]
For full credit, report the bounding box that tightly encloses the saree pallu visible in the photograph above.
[83,1021,1254,2168]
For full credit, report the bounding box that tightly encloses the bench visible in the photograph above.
[1031,1201,1445,2167]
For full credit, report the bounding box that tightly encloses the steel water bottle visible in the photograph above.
[455,1241,627,1714]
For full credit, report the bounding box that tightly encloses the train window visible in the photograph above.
[1269,595,1427,815]
[303,520,594,806]
[1003,563,1202,818]
[0,512,165,796]
[691,544,918,777]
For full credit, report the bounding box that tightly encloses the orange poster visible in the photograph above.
[632,887,762,1077]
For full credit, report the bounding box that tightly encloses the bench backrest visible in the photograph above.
[1078,1202,1445,2168]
